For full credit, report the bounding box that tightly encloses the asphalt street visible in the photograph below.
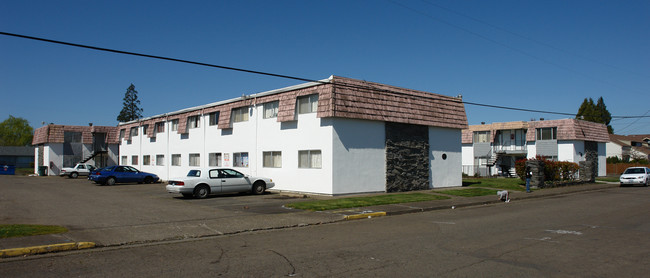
[1,176,648,277]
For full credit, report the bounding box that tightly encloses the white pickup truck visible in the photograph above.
[60,163,96,178]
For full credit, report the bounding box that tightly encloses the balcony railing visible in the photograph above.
[493,144,527,153]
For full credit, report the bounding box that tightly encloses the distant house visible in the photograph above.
[0,146,34,168]
[116,75,468,195]
[462,119,609,177]
[607,134,650,161]
[32,124,119,175]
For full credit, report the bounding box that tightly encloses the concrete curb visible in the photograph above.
[0,242,95,258]
[344,212,386,220]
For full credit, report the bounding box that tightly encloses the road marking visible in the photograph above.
[546,229,583,235]
[524,237,558,243]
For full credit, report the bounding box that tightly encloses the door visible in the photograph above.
[218,169,251,193]
[208,169,223,194]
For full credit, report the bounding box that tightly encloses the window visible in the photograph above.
[142,125,148,135]
[232,107,249,123]
[131,155,138,165]
[209,153,222,167]
[171,119,179,131]
[233,152,249,167]
[172,154,181,166]
[209,112,219,126]
[119,129,125,140]
[189,153,200,166]
[299,150,322,169]
[121,156,127,165]
[298,94,319,114]
[263,101,279,119]
[473,131,490,143]
[188,116,200,129]
[536,127,557,140]
[143,155,150,165]
[156,154,165,166]
[263,151,282,168]
[155,122,165,133]
[130,127,138,137]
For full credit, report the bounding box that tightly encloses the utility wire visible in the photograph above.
[1,31,649,120]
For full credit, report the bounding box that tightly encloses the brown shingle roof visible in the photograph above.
[118,76,468,130]
[32,125,119,145]
[462,119,609,144]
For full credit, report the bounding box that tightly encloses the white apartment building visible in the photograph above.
[462,119,609,177]
[118,76,468,195]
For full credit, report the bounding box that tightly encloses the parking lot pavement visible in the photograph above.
[0,175,618,257]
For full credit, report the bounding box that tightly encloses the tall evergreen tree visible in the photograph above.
[576,97,613,134]
[116,84,143,122]
[0,115,34,146]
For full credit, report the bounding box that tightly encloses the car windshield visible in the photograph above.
[187,170,201,177]
[624,168,645,174]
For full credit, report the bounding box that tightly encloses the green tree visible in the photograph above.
[0,115,34,146]
[116,84,143,122]
[576,97,613,133]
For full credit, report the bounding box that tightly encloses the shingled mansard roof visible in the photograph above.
[117,75,468,140]
[32,124,119,145]
[461,119,610,144]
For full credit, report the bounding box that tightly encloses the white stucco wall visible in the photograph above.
[331,118,386,195]
[598,142,606,176]
[558,140,581,162]
[461,144,474,175]
[605,142,622,158]
[526,143,537,159]
[46,143,63,175]
[429,127,462,188]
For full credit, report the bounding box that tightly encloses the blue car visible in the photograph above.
[89,165,159,186]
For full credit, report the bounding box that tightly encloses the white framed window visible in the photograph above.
[233,152,249,167]
[299,150,322,169]
[143,155,150,165]
[142,125,148,135]
[131,155,138,165]
[121,156,127,165]
[188,116,200,129]
[536,127,557,140]
[155,122,165,133]
[263,101,279,119]
[209,112,219,126]
[263,151,282,168]
[298,94,318,114]
[189,153,200,166]
[171,154,181,166]
[119,129,125,141]
[130,127,138,137]
[473,131,490,143]
[156,154,165,166]
[232,107,249,123]
[171,119,179,131]
[209,153,222,167]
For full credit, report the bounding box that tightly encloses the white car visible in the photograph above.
[166,168,275,199]
[619,167,650,187]
[60,163,96,178]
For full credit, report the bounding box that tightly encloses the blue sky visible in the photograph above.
[1,0,648,135]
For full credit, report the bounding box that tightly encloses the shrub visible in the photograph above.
[515,156,579,182]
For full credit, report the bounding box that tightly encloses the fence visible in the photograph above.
[607,163,649,175]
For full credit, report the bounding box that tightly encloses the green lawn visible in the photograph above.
[596,176,619,182]
[286,193,450,211]
[437,188,499,197]
[15,168,34,176]
[0,224,68,238]
[462,178,526,191]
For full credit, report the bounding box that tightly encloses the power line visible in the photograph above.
[1,31,649,120]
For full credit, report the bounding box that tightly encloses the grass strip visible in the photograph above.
[286,193,450,211]
[463,178,526,191]
[596,177,619,182]
[0,224,68,238]
[437,188,499,197]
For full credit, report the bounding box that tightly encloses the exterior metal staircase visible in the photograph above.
[79,151,106,164]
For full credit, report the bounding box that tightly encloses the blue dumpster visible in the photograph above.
[0,165,16,175]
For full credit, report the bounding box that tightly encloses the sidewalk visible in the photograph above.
[1,182,618,258]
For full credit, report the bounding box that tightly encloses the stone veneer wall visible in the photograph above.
[526,160,545,188]
[385,122,430,192]
[580,141,598,182]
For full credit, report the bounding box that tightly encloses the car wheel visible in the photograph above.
[106,177,116,186]
[144,176,153,184]
[193,185,210,199]
[70,172,79,179]
[252,181,266,195]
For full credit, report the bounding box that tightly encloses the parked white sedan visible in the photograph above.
[166,168,275,198]
[619,167,650,187]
